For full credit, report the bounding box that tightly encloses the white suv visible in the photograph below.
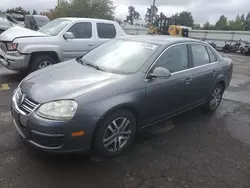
[0,17,126,72]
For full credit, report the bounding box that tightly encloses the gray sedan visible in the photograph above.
[11,35,233,157]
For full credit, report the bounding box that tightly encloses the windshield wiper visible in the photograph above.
[86,63,104,72]
[76,56,84,64]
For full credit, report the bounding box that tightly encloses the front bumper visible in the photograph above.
[0,49,31,71]
[11,102,99,153]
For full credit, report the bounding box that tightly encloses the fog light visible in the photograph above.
[72,131,84,137]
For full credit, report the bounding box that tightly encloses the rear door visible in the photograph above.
[188,43,218,104]
[61,22,95,61]
[95,22,117,46]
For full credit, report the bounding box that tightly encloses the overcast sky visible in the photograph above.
[1,0,250,24]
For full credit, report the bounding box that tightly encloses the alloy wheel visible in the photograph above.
[103,117,132,152]
[38,61,53,69]
[210,87,223,109]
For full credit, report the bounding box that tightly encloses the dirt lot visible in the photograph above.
[0,53,250,188]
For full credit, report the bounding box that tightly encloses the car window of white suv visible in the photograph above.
[67,22,92,39]
[97,23,116,38]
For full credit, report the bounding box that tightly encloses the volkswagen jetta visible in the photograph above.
[11,35,233,156]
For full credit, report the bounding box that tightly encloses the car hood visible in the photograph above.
[0,26,48,42]
[0,17,11,30]
[20,60,123,103]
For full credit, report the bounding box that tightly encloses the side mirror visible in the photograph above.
[63,32,75,40]
[147,67,171,79]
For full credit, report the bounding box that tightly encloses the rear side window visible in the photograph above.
[191,44,210,67]
[97,23,116,38]
[206,47,217,63]
[67,22,92,39]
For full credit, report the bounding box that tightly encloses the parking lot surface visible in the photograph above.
[0,53,250,188]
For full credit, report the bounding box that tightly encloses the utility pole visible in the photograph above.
[152,0,156,22]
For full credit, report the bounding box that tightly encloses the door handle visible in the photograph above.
[185,78,192,84]
[88,44,94,47]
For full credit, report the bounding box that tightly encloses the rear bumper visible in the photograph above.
[0,49,30,71]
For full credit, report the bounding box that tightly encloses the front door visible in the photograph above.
[145,43,192,124]
[61,22,96,61]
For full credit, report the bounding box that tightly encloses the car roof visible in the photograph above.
[118,35,201,46]
[33,15,49,18]
[60,17,117,24]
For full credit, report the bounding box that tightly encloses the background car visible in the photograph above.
[0,15,12,34]
[11,36,233,157]
[24,15,50,31]
[0,17,126,72]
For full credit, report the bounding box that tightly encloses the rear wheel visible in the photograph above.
[92,110,137,157]
[29,55,56,72]
[203,84,224,113]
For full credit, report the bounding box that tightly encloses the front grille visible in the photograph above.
[20,97,39,114]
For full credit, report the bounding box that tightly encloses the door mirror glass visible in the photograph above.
[147,67,171,79]
[63,32,75,39]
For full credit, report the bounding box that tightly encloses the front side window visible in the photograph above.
[191,44,210,67]
[39,18,71,36]
[153,44,189,73]
[80,39,159,74]
[97,23,116,38]
[67,22,92,39]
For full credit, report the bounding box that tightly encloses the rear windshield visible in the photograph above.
[34,16,50,27]
[81,39,159,74]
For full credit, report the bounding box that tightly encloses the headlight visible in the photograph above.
[6,43,18,51]
[37,100,78,120]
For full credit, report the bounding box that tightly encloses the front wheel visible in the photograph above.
[29,55,56,72]
[203,84,224,113]
[92,110,137,157]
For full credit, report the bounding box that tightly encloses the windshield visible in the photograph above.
[34,16,50,27]
[81,39,159,74]
[39,18,71,36]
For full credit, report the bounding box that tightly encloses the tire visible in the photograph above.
[92,109,137,157]
[29,55,56,72]
[203,84,224,113]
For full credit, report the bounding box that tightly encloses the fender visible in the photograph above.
[19,44,63,61]
[217,70,226,84]
[213,73,226,90]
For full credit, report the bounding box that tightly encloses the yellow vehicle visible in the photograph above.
[148,17,189,37]
[148,24,160,35]
[168,25,189,37]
